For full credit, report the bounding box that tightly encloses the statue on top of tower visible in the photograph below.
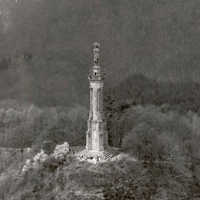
[93,42,100,66]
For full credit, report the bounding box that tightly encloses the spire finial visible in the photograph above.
[93,42,100,66]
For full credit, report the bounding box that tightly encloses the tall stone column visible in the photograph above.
[86,42,108,152]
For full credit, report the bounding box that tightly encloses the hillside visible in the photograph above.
[1,103,200,200]
[0,80,200,199]
[105,73,200,114]
[0,148,140,200]
[1,73,200,148]
[0,91,200,199]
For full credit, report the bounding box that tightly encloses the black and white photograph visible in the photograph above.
[0,0,200,199]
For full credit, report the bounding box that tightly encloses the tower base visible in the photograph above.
[75,147,120,164]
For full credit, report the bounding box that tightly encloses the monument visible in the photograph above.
[86,42,108,152]
[76,42,115,163]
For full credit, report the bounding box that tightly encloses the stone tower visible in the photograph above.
[86,42,108,152]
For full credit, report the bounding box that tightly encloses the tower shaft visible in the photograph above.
[86,43,108,152]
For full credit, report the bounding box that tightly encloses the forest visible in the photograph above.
[0,74,200,199]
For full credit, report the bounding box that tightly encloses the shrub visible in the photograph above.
[122,123,170,162]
